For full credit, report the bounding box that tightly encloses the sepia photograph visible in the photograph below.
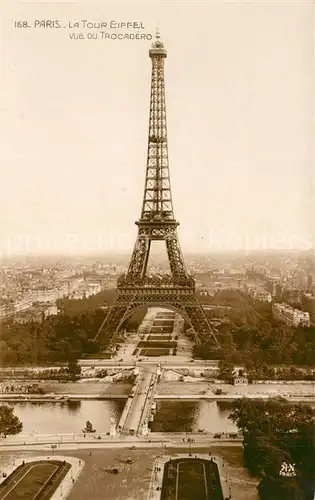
[0,1,314,499]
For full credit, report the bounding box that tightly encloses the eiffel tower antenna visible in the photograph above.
[96,35,218,347]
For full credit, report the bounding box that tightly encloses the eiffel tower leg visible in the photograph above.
[95,290,145,346]
[95,303,129,346]
[183,300,218,345]
[112,302,141,341]
[127,234,151,281]
[166,232,187,279]
[165,303,201,345]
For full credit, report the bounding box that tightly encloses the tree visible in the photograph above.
[0,404,23,437]
[229,398,315,500]
[218,359,234,380]
[83,420,95,433]
[258,476,304,500]
[67,361,81,381]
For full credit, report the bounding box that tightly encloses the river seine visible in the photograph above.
[5,400,315,435]
[150,401,237,433]
[6,400,236,435]
[5,400,125,434]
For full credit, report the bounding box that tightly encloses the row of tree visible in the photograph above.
[1,286,312,367]
[56,289,118,316]
[0,290,147,365]
[214,358,315,382]
[195,290,315,367]
[0,309,105,365]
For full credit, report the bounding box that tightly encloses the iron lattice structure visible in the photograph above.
[96,33,218,346]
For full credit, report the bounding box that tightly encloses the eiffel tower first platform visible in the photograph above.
[96,32,218,347]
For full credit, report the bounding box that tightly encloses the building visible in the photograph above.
[275,283,283,302]
[254,290,272,302]
[234,377,248,386]
[302,293,315,325]
[45,304,58,316]
[245,285,272,302]
[272,302,310,327]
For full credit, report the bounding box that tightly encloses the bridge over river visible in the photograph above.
[117,364,160,436]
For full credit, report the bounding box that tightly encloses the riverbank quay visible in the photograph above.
[0,390,313,403]
[0,435,243,453]
[0,394,313,403]
[156,380,315,400]
[154,394,315,403]
[0,381,132,395]
[0,394,127,402]
[0,445,257,500]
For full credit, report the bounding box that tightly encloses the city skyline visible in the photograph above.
[1,1,314,257]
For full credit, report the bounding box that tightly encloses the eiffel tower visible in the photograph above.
[96,31,218,347]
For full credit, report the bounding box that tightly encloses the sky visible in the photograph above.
[0,0,314,257]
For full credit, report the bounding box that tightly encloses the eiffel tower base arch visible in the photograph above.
[96,286,216,347]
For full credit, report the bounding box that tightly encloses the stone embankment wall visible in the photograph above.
[0,381,132,396]
[156,380,315,399]
[252,380,314,385]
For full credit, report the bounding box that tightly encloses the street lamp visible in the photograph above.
[187,436,193,457]
[154,464,159,481]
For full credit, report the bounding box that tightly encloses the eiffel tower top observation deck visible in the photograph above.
[138,29,176,228]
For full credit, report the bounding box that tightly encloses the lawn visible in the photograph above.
[153,320,175,327]
[0,460,70,500]
[148,335,172,341]
[151,326,173,333]
[156,312,175,316]
[138,341,176,348]
[140,348,171,356]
